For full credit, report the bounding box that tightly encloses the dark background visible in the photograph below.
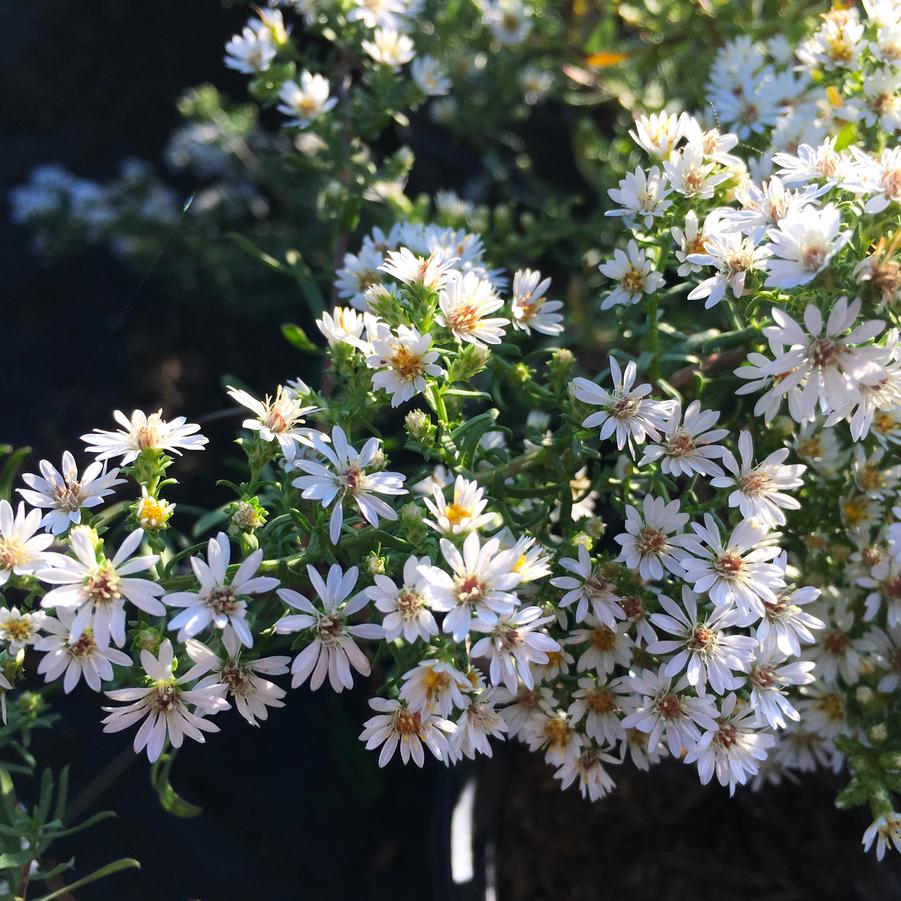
[2,2,900,898]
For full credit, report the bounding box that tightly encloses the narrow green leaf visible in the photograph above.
[32,858,140,901]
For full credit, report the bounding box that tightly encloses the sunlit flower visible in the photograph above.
[436,270,508,345]
[360,697,455,767]
[276,72,337,128]
[599,240,665,310]
[510,269,563,336]
[82,410,207,464]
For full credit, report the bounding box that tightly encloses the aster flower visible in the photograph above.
[567,618,633,675]
[550,544,624,626]
[37,528,166,648]
[638,400,729,478]
[423,475,497,536]
[82,409,207,464]
[102,639,228,762]
[419,533,521,641]
[526,709,582,766]
[336,244,388,307]
[663,143,731,199]
[19,451,123,535]
[436,270,508,345]
[686,231,772,308]
[163,533,279,648]
[598,240,665,310]
[227,385,319,462]
[554,747,619,802]
[380,247,457,291]
[571,358,675,455]
[399,659,472,716]
[365,555,439,643]
[797,9,864,71]
[764,203,850,289]
[510,269,563,335]
[0,501,58,587]
[362,27,415,69]
[772,138,850,187]
[756,584,825,657]
[605,165,672,227]
[711,431,806,527]
[181,630,290,727]
[804,602,868,685]
[0,605,50,655]
[224,23,276,75]
[481,0,532,45]
[276,72,337,128]
[859,556,901,627]
[614,495,689,582]
[628,111,687,159]
[450,694,508,760]
[291,426,407,544]
[359,698,455,767]
[366,325,442,407]
[724,175,827,240]
[747,651,816,730]
[847,146,901,214]
[679,515,785,617]
[34,607,132,694]
[316,306,370,350]
[672,210,715,277]
[862,811,901,861]
[411,56,451,96]
[275,564,382,692]
[348,0,412,30]
[567,676,629,745]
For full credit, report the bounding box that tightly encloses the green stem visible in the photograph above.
[648,294,660,384]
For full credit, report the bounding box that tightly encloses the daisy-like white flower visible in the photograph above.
[0,501,58,587]
[0,606,50,655]
[227,385,318,462]
[224,23,276,75]
[860,68,901,132]
[411,56,451,96]
[366,325,442,407]
[506,535,552,584]
[747,650,816,730]
[773,138,850,188]
[510,269,563,335]
[554,746,619,802]
[336,244,388,308]
[663,143,731,199]
[291,426,407,544]
[399,659,472,716]
[361,27,415,69]
[621,668,719,757]
[436,270,508,346]
[450,694,508,760]
[614,495,689,582]
[550,544,624,626]
[797,8,864,71]
[686,231,772,308]
[34,607,132,693]
[37,528,166,648]
[762,297,886,422]
[859,556,901,627]
[571,358,675,455]
[348,0,412,30]
[862,811,901,861]
[848,146,901,214]
[526,709,583,767]
[471,606,559,692]
[316,306,371,350]
[804,601,868,685]
[379,247,457,291]
[567,617,633,675]
[102,639,228,762]
[567,676,629,745]
[679,515,785,617]
[598,240,665,310]
[628,111,686,159]
[495,685,555,738]
[163,533,279,648]
[481,0,532,45]
[82,410,207,464]
[725,176,827,241]
[756,584,824,657]
[419,533,521,641]
[672,210,715,277]
[365,555,439,643]
[711,431,806,527]
[276,72,337,128]
[681,118,741,166]
[638,400,729,478]
[605,165,672,228]
[683,693,775,794]
[359,698,455,767]
[19,452,123,535]
[764,203,850,289]
[275,564,382,692]
[709,76,783,140]
[647,589,757,696]
[423,475,497,536]
[181,631,290,727]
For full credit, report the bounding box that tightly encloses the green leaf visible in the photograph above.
[32,858,140,901]
[0,447,31,503]
[150,753,202,818]
[281,323,319,353]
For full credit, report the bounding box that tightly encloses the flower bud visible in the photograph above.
[855,686,874,705]
[869,723,888,743]
[583,516,607,539]
[405,410,436,447]
[230,497,267,533]
[134,627,163,655]
[136,489,175,532]
[366,552,387,575]
[447,343,491,383]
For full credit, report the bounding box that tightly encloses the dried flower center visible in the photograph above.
[611,395,639,420]
[883,577,901,601]
[621,594,644,619]
[589,626,616,651]
[586,687,617,715]
[656,692,682,720]
[136,416,164,450]
[208,586,239,615]
[394,708,423,737]
[666,431,696,457]
[751,665,775,689]
[585,570,615,602]
[688,626,715,652]
[882,167,901,201]
[637,526,667,556]
[498,626,525,650]
[543,716,571,747]
[316,615,346,645]
[714,723,738,749]
[824,630,849,655]
[456,574,486,604]
[341,465,364,494]
[714,551,744,580]
[69,630,97,659]
[220,663,252,695]
[860,546,882,568]
[390,346,425,380]
[150,681,180,713]
[84,563,121,605]
[51,481,84,512]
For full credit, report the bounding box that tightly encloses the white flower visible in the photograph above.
[102,639,228,762]
[362,27,415,69]
[227,385,319,461]
[571,357,675,455]
[510,269,563,335]
[0,501,57,587]
[686,231,772,308]
[772,138,849,187]
[411,56,450,96]
[709,76,783,140]
[797,10,864,71]
[423,475,497,536]
[756,584,824,657]
[804,602,868,684]
[764,203,850,289]
[725,175,827,240]
[366,325,442,407]
[19,452,123,535]
[365,555,439,642]
[451,694,508,760]
[380,247,457,291]
[679,515,785,618]
[621,668,719,757]
[711,431,805,527]
[436,270,508,345]
[663,143,731,199]
[336,244,387,307]
[848,146,901,214]
[181,630,290,726]
[163,533,279,647]
[37,528,166,648]
[683,693,775,794]
[747,651,815,729]
[862,811,901,861]
[598,240,665,310]
[471,606,559,692]
[275,564,382,692]
[647,588,757,695]
[34,607,132,693]
[481,0,532,45]
[860,68,901,132]
[569,676,629,745]
[614,495,690,582]
[359,698,455,767]
[0,606,50,654]
[348,0,413,30]
[550,544,624,626]
[567,617,633,674]
[638,400,729,478]
[605,165,672,227]
[628,111,686,159]
[291,426,407,544]
[82,410,207,464]
[399,659,472,716]
[859,556,901,627]
[554,747,619,802]
[420,533,521,641]
[276,72,337,128]
[672,210,714,277]
[224,23,276,75]
[316,306,373,350]
[526,710,582,766]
